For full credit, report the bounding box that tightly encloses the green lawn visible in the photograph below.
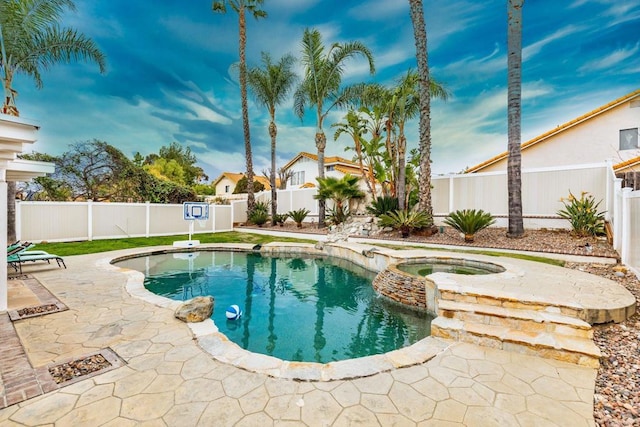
[32,232,316,256]
[31,231,565,266]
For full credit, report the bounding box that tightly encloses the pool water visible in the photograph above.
[116,251,432,363]
[398,259,505,276]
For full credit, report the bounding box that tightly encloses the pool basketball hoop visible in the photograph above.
[173,202,210,248]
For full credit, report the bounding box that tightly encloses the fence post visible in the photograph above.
[87,200,93,241]
[15,200,21,242]
[604,160,613,222]
[448,175,454,213]
[210,203,215,232]
[145,201,151,237]
[621,188,632,265]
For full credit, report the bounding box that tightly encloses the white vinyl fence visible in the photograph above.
[16,201,233,243]
[15,161,640,276]
[432,162,609,229]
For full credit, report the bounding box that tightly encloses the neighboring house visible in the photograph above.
[213,172,244,197]
[280,151,368,189]
[466,89,640,173]
[212,172,278,197]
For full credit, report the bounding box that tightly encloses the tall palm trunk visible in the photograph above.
[408,0,433,221]
[397,132,407,210]
[316,130,326,228]
[269,119,277,225]
[507,0,524,237]
[4,86,18,242]
[238,5,255,214]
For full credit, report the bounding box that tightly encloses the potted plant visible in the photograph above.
[443,209,495,242]
[379,210,431,238]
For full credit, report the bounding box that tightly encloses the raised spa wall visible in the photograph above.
[261,241,440,315]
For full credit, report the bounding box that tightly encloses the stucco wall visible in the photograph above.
[479,99,640,172]
[215,177,237,196]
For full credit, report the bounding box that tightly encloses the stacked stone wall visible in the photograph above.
[373,267,436,313]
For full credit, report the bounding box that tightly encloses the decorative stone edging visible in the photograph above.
[104,246,452,381]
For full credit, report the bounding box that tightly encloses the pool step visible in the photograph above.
[432,302,601,368]
[437,300,593,339]
[438,287,583,319]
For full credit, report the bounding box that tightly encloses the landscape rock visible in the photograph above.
[174,296,214,323]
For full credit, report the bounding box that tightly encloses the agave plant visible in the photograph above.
[379,210,431,238]
[444,209,495,242]
[287,208,310,228]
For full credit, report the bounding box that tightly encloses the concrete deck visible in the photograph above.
[0,245,625,426]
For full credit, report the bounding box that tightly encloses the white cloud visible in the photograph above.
[523,25,583,60]
[578,42,640,72]
[174,97,233,125]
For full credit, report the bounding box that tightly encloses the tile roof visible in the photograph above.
[466,89,640,173]
[613,156,640,173]
[213,172,244,186]
[281,151,365,171]
[213,172,279,190]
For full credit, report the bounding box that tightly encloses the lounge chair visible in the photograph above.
[7,245,66,273]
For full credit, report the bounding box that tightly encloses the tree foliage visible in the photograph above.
[233,175,265,194]
[21,140,197,203]
[247,52,297,224]
[0,0,106,114]
[294,27,375,228]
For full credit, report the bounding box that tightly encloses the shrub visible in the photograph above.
[253,200,270,213]
[249,209,269,227]
[273,213,289,226]
[327,205,350,225]
[444,209,495,242]
[379,210,431,238]
[287,208,310,228]
[366,196,399,217]
[233,176,265,194]
[557,191,605,237]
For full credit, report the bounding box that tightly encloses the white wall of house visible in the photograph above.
[286,156,318,188]
[478,96,640,172]
[285,156,362,188]
[215,176,238,196]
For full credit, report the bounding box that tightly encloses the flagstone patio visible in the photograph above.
[0,247,611,426]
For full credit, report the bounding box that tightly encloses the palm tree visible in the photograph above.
[408,0,434,223]
[247,52,297,225]
[314,174,365,225]
[294,28,375,228]
[212,0,266,215]
[332,109,372,195]
[507,0,524,238]
[0,0,106,241]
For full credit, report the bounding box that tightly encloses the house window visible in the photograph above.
[224,185,231,193]
[620,128,639,150]
[326,165,335,171]
[290,171,305,186]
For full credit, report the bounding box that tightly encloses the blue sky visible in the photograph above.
[15,0,640,180]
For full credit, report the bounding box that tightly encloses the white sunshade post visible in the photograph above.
[0,115,53,313]
[0,166,7,311]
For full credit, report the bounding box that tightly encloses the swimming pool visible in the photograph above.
[115,250,432,363]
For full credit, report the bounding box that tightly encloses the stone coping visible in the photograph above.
[104,242,636,378]
[104,244,451,381]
